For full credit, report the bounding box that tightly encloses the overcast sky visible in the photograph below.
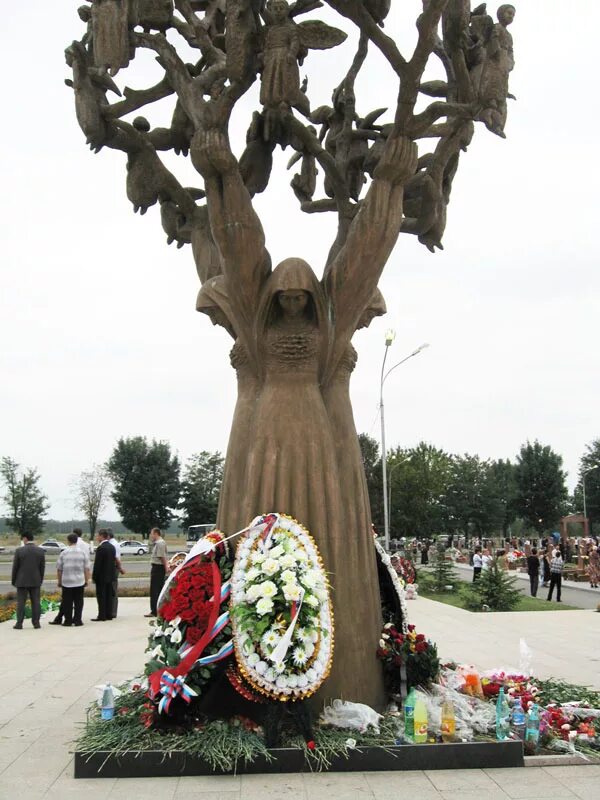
[1,2,598,521]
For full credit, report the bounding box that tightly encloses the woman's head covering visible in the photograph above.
[196,276,236,339]
[256,258,330,371]
[357,287,387,329]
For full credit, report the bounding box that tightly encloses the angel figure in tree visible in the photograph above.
[65,0,517,709]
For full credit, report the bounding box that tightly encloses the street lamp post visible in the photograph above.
[583,465,600,523]
[379,335,430,551]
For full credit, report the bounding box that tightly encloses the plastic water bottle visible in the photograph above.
[495,687,510,740]
[101,683,115,721]
[404,687,416,742]
[441,698,456,743]
[525,704,540,748]
[511,697,526,740]
[413,693,428,743]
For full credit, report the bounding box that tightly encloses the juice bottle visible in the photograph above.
[413,693,428,743]
[441,698,456,742]
[404,687,416,742]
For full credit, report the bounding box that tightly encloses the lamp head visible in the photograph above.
[385,329,396,346]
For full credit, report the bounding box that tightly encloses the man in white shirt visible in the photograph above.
[56,533,91,626]
[50,527,90,625]
[482,549,492,571]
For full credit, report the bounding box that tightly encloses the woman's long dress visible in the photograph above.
[322,345,386,707]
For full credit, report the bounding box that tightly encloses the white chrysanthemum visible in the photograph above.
[258,580,277,598]
[261,629,281,650]
[300,570,319,589]
[304,594,319,608]
[304,642,315,659]
[283,582,302,602]
[268,544,284,559]
[314,587,328,602]
[264,667,277,682]
[247,652,260,666]
[287,674,298,688]
[255,660,268,675]
[276,675,289,689]
[280,568,296,583]
[310,630,319,643]
[245,584,262,602]
[261,557,280,576]
[306,668,317,682]
[256,597,274,616]
[233,590,245,603]
[297,674,308,688]
[294,626,306,642]
[279,553,296,569]
[246,566,260,582]
[273,660,286,674]
[295,549,308,562]
[251,550,266,565]
[293,646,308,666]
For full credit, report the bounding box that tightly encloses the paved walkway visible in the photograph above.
[449,563,600,610]
[0,597,598,800]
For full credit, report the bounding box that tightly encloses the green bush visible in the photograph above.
[462,558,521,611]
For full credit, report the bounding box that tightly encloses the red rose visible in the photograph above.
[416,634,425,642]
[408,624,416,632]
[185,626,205,645]
[415,641,427,653]
[376,647,389,658]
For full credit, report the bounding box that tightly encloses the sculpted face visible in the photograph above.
[278,290,309,318]
[271,0,289,22]
[208,308,229,328]
[497,4,515,25]
[357,310,376,330]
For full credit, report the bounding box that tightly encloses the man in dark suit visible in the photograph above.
[11,533,45,629]
[92,529,116,621]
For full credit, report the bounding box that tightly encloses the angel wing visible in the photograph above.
[297,20,347,51]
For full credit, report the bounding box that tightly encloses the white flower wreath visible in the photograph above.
[231,514,334,700]
[374,537,409,634]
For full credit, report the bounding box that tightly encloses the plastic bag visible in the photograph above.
[320,699,383,733]
[519,638,533,676]
[421,684,496,741]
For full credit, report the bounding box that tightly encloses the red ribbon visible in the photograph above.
[149,557,222,699]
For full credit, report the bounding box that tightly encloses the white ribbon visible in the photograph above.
[267,586,305,664]
[156,519,273,610]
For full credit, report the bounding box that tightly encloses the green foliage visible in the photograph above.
[179,451,224,530]
[513,440,568,533]
[0,456,49,536]
[429,542,459,594]
[462,558,521,611]
[107,437,180,537]
[358,433,382,529]
[445,454,505,537]
[576,439,600,530]
[489,459,518,536]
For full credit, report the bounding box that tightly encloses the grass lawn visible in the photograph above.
[420,589,578,612]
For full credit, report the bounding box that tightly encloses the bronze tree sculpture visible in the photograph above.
[66,0,516,708]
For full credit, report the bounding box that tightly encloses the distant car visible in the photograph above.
[40,540,66,553]
[118,540,149,556]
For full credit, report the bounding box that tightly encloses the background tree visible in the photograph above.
[180,451,224,530]
[513,440,568,533]
[358,433,382,531]
[429,539,459,594]
[444,454,504,539]
[462,557,521,611]
[73,464,112,540]
[0,456,49,536]
[388,443,453,539]
[489,458,517,537]
[575,439,600,533]
[107,437,180,538]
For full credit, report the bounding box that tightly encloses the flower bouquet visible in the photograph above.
[231,514,333,701]
[376,623,439,695]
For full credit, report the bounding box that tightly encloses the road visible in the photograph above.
[0,553,157,594]
[440,562,600,610]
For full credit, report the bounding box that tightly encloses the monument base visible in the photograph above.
[74,740,524,778]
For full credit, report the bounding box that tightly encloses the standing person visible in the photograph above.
[526,547,540,597]
[55,533,91,626]
[547,549,564,603]
[107,530,125,619]
[145,527,169,618]
[50,527,90,625]
[11,533,45,630]
[92,529,116,621]
[588,546,600,589]
[482,548,492,571]
[541,549,551,587]
[420,540,429,565]
[472,546,483,582]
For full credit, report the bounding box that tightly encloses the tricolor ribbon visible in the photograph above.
[268,586,305,664]
[157,671,198,714]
